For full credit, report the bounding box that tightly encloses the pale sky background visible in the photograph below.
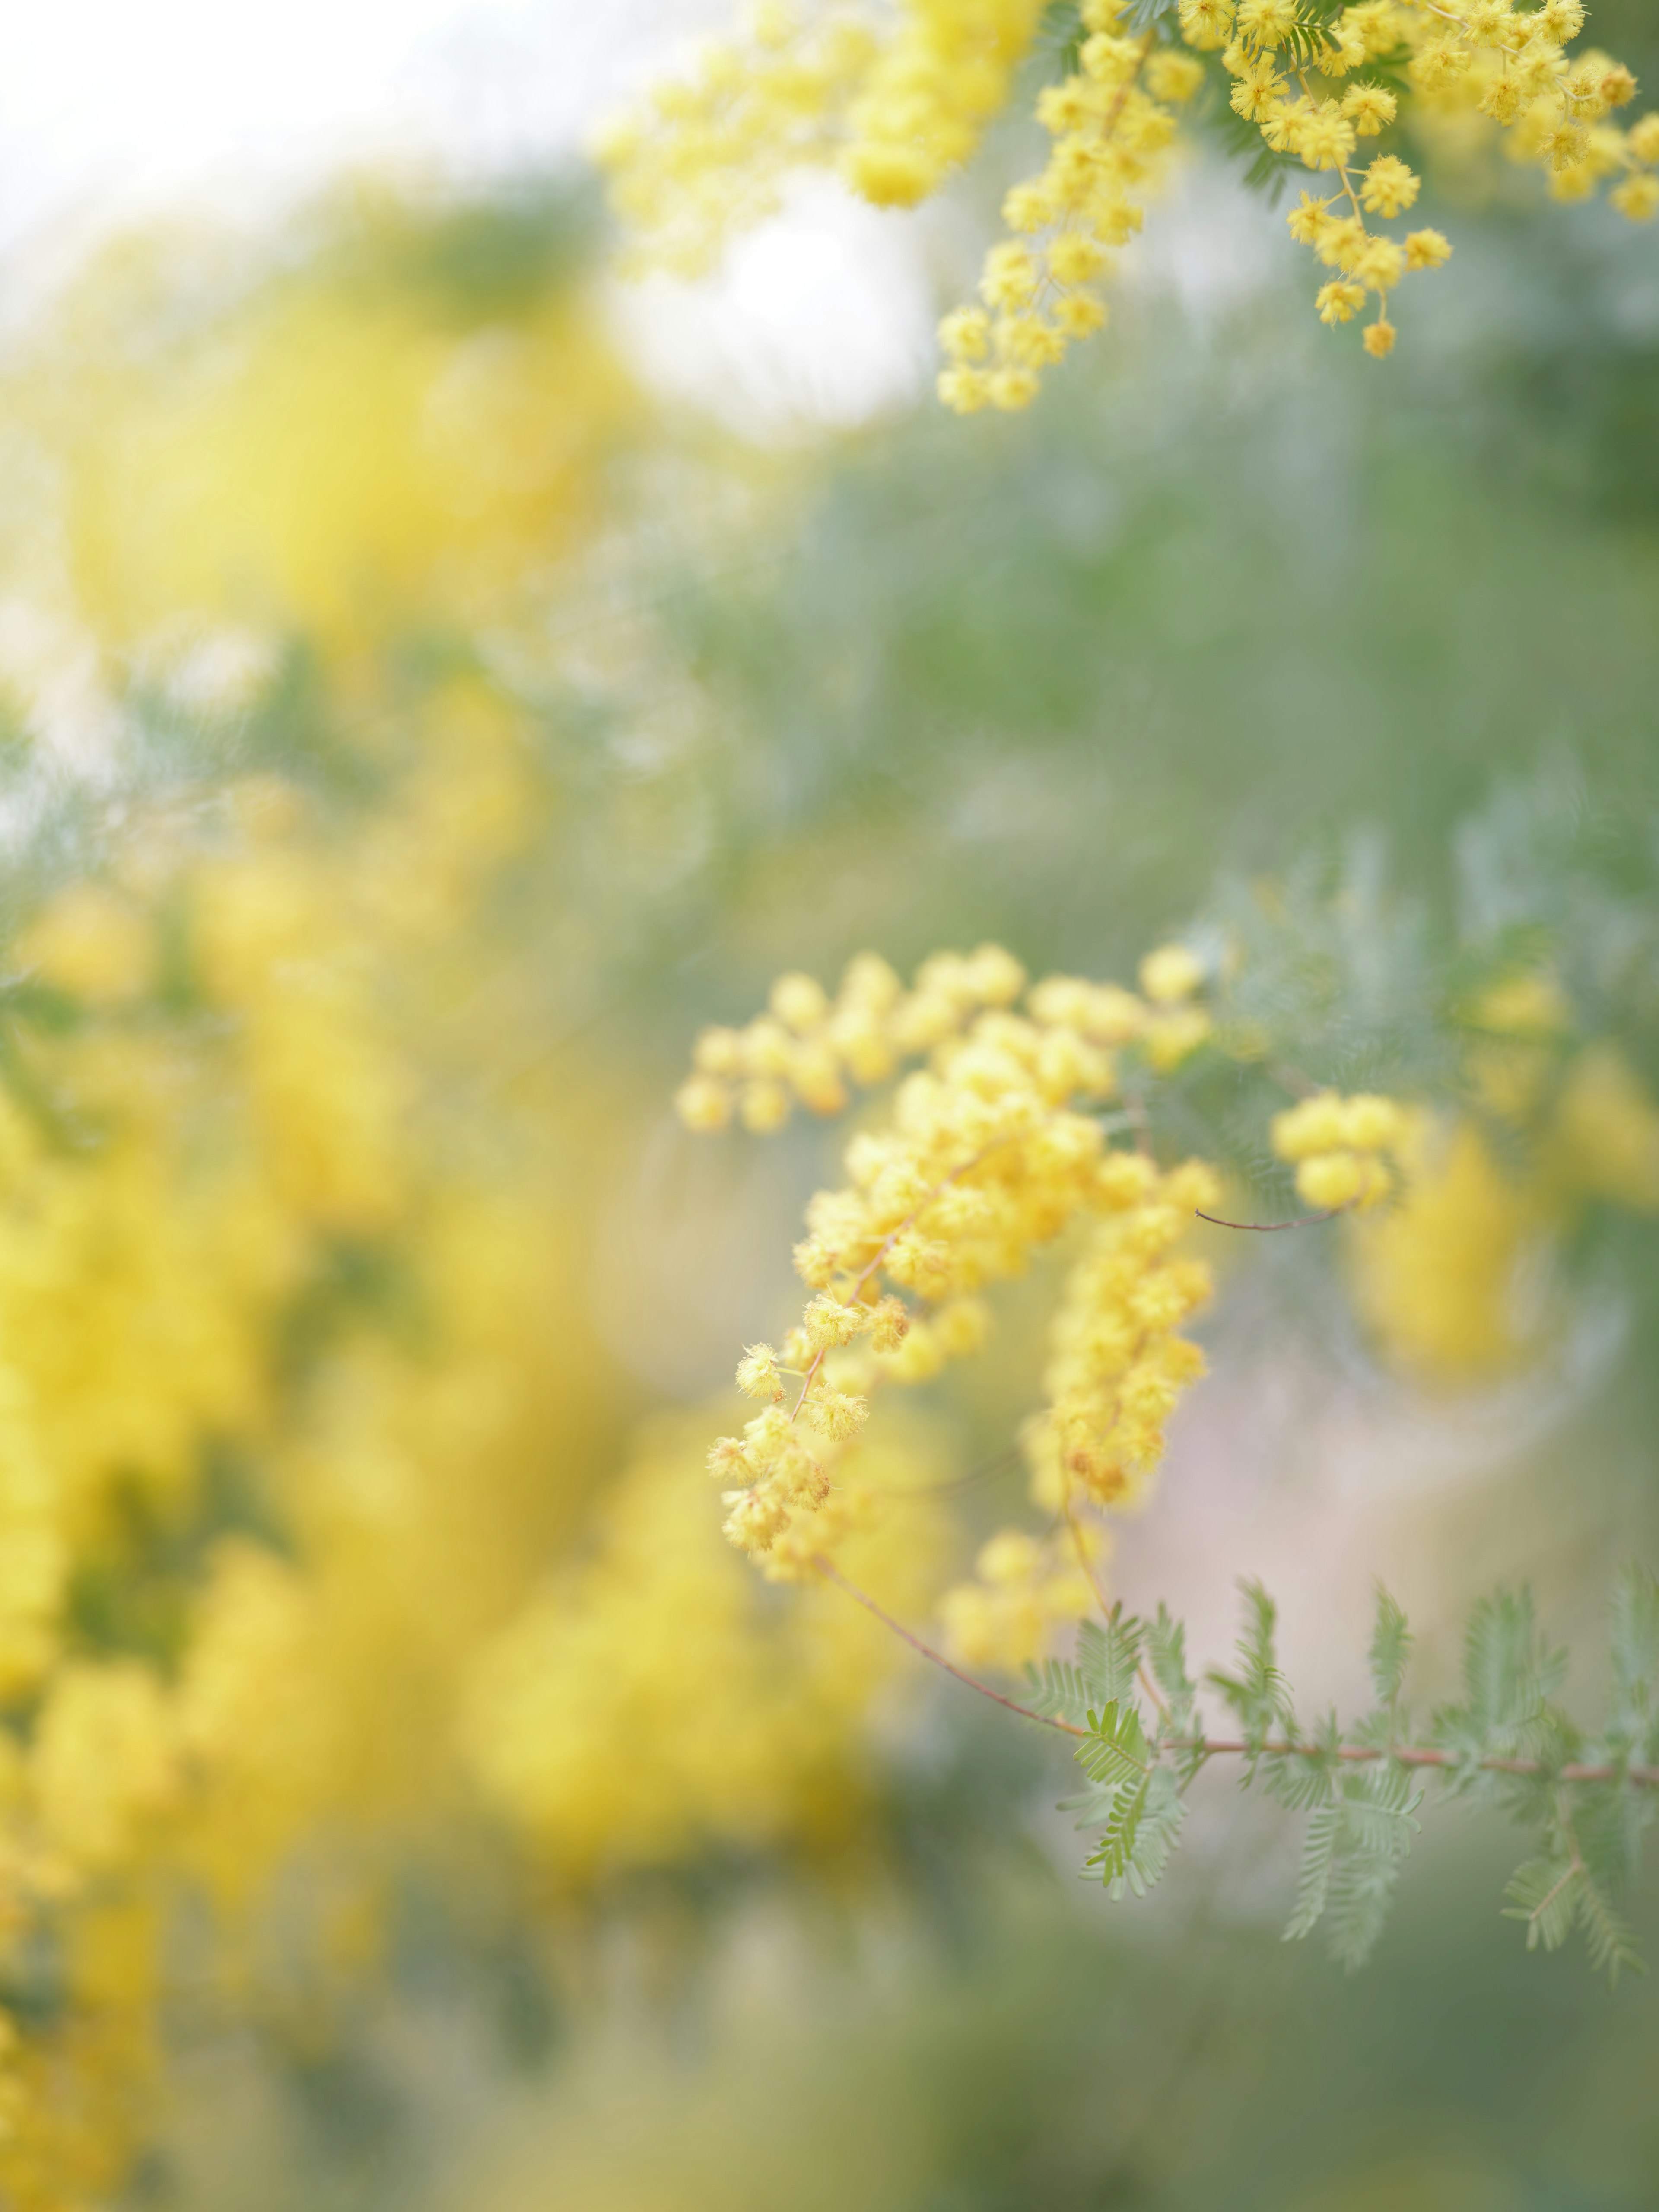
[0,0,944,429]
[0,0,1284,433]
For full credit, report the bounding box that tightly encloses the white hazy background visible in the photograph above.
[0,0,944,429]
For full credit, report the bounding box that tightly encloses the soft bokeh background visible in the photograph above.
[2,3,1659,2207]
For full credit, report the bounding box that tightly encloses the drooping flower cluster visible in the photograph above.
[595,4,884,277]
[682,943,1221,1664]
[842,0,1052,208]
[940,13,1202,411]
[600,0,1657,400]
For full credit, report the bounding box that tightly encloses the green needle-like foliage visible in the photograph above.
[1028,1571,1659,1980]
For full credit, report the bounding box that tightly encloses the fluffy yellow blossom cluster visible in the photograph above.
[1271,1088,1404,1208]
[843,0,1052,207]
[939,1525,1101,1671]
[461,1416,947,1877]
[0,195,938,2206]
[940,6,1204,411]
[597,1,1049,276]
[596,4,884,276]
[681,943,1220,1669]
[677,939,1214,1137]
[603,0,1657,402]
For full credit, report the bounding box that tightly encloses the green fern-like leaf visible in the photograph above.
[1146,1602,1197,1728]
[1026,1657,1092,1729]
[1575,1865,1644,1987]
[1322,1844,1405,1972]
[1116,1767,1188,1899]
[1369,1584,1412,1710]
[1207,1580,1295,1748]
[1077,1609,1144,1710]
[1284,1802,1342,1941]
[1503,1855,1582,1955]
[1086,1774,1150,1887]
[1608,1565,1659,1748]
[1077,1700,1152,1791]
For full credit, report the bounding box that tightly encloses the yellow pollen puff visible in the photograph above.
[977,1529,1042,1584]
[1048,232,1108,283]
[1237,0,1300,49]
[940,306,992,361]
[735,1345,783,1401]
[770,970,829,1033]
[693,1024,745,1077]
[739,1077,792,1134]
[675,1074,732,1131]
[1342,80,1397,132]
[1178,0,1236,49]
[1360,154,1421,216]
[1405,227,1454,268]
[1144,49,1205,101]
[1317,280,1367,324]
[801,1387,868,1442]
[804,1294,869,1351]
[1139,943,1205,1004]
[1362,318,1398,357]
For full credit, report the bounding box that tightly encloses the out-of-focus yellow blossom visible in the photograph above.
[597,1,1046,273]
[1271,1089,1403,1211]
[1550,1042,1659,1210]
[605,0,1657,393]
[682,945,1218,1670]
[461,1417,947,1878]
[842,0,1051,208]
[1351,1110,1544,1381]
[0,186,923,2204]
[15,189,635,659]
[1351,1028,1659,1385]
[939,1524,1101,1672]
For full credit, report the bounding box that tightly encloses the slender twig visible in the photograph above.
[891,1443,1021,1499]
[812,1563,1659,1789]
[1195,1206,1342,1232]
[812,1557,1086,1736]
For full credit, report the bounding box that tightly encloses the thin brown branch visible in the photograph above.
[812,1573,1659,1790]
[1182,1738,1659,1788]
[812,1556,1086,1736]
[1195,1207,1342,1233]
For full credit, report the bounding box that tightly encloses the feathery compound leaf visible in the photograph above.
[1116,1767,1188,1900]
[1503,1855,1582,1955]
[1343,1761,1422,1856]
[1284,1764,1419,1967]
[1077,1609,1145,1712]
[1206,1579,1294,1747]
[1085,1775,1149,1888]
[1077,1701,1151,1791]
[1323,1843,1406,1973]
[1574,1866,1644,1988]
[1607,1566,1659,1743]
[1266,1750,1338,1813]
[1046,1570,1659,1980]
[1436,1586,1567,1769]
[1284,1802,1341,1941]
[1026,1657,1092,1729]
[1147,1603,1197,1726]
[1368,1584,1412,1710]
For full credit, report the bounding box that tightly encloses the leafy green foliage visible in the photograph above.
[1205,1580,1295,1758]
[1368,1584,1412,1713]
[1433,1589,1570,1780]
[1055,1573,1659,1982]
